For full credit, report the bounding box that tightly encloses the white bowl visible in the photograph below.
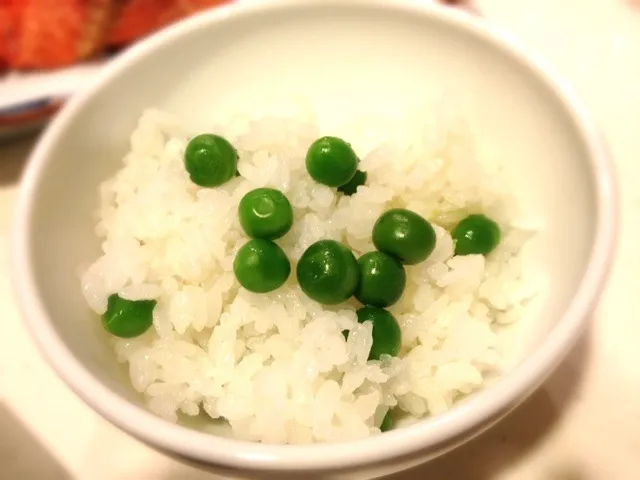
[10,0,618,478]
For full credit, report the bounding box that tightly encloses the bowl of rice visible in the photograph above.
[11,0,617,478]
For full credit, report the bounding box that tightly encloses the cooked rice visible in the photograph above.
[80,101,536,444]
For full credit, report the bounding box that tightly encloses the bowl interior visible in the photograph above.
[21,1,597,439]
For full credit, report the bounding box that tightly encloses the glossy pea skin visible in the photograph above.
[372,209,436,265]
[233,239,291,293]
[380,410,393,432]
[338,169,367,196]
[452,214,501,256]
[297,240,359,305]
[355,251,406,307]
[305,136,359,187]
[357,307,401,360]
[102,294,156,338]
[238,188,293,240]
[184,133,238,187]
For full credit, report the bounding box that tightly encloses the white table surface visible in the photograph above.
[2,1,640,478]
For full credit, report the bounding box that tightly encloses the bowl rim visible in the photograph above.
[11,0,619,472]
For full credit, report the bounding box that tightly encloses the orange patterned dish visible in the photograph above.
[0,0,231,71]
[0,0,230,139]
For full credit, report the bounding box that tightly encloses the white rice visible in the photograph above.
[80,101,536,444]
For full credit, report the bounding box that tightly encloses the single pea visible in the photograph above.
[372,209,436,265]
[184,133,238,187]
[356,306,401,360]
[233,239,290,293]
[102,294,156,338]
[380,410,393,432]
[355,251,406,307]
[305,136,359,187]
[338,169,367,196]
[452,214,501,256]
[238,188,294,240]
[297,240,360,305]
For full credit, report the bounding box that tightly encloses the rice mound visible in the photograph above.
[80,102,536,444]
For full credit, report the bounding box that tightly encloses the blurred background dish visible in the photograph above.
[0,0,231,140]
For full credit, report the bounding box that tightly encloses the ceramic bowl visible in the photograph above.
[11,0,618,478]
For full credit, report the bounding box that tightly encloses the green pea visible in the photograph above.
[372,209,436,265]
[184,133,238,187]
[355,251,406,307]
[233,239,290,293]
[238,188,293,240]
[380,410,393,432]
[102,294,156,338]
[452,214,501,256]
[337,169,367,196]
[305,136,359,187]
[356,306,401,360]
[297,240,359,305]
